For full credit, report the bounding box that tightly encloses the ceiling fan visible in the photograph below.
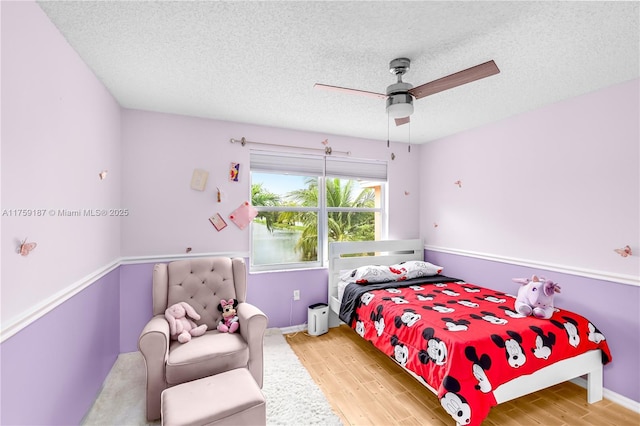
[314,58,500,126]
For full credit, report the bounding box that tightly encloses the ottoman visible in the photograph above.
[161,368,266,426]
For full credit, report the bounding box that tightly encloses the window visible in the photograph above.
[250,151,387,271]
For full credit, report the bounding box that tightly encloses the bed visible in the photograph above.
[328,239,612,426]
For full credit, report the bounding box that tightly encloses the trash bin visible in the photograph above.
[307,303,329,336]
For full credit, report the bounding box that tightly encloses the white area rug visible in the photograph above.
[262,330,342,425]
[82,329,342,425]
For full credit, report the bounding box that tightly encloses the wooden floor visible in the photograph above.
[285,325,639,426]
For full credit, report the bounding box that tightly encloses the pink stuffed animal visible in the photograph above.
[217,299,239,333]
[513,275,561,319]
[165,302,208,343]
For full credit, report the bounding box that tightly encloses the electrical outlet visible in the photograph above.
[293,290,300,301]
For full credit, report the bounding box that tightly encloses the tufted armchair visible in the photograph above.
[138,257,268,421]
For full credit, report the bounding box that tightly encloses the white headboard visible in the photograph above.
[327,239,424,323]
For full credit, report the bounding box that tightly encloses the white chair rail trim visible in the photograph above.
[0,251,250,343]
[425,245,639,287]
[1,259,120,343]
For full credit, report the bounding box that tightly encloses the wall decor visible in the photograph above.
[18,238,37,256]
[190,168,209,191]
[229,201,258,230]
[216,187,222,203]
[614,245,632,257]
[185,247,192,253]
[98,170,108,180]
[454,180,462,188]
[209,213,228,232]
[229,162,240,182]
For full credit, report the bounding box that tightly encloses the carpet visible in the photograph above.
[82,329,342,425]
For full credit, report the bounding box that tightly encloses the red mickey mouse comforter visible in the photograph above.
[343,278,612,426]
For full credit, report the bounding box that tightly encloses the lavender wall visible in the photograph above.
[247,268,330,328]
[119,261,330,353]
[425,249,640,404]
[119,263,156,352]
[0,269,121,425]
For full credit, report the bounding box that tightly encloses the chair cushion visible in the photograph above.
[166,331,249,385]
[166,258,238,330]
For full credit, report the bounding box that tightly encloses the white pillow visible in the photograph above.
[393,260,443,279]
[340,265,401,284]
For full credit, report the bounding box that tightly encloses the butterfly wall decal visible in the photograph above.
[454,180,462,188]
[18,238,37,256]
[98,170,108,180]
[614,245,632,257]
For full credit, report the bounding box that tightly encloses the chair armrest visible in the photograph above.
[237,302,268,340]
[138,315,170,421]
[237,303,268,387]
[138,314,170,357]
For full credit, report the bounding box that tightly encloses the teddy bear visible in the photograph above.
[513,275,561,319]
[165,301,208,343]
[217,298,239,333]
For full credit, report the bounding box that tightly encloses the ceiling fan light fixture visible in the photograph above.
[386,93,414,118]
[315,57,498,127]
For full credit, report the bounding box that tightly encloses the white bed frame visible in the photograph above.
[328,239,604,407]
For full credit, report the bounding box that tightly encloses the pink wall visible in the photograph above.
[1,1,122,326]
[121,109,422,256]
[419,78,639,280]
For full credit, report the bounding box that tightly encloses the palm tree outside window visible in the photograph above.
[250,151,387,271]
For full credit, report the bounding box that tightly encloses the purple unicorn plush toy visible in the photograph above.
[513,275,561,319]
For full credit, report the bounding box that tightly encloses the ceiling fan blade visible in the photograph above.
[409,60,500,100]
[314,83,387,100]
[395,116,410,126]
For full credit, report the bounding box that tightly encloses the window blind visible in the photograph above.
[325,157,387,181]
[250,151,387,181]
[250,151,324,176]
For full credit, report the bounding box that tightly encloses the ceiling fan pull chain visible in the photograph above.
[387,113,390,148]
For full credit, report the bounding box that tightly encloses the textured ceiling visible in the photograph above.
[37,1,639,144]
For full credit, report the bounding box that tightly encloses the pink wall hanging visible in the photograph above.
[229,202,258,230]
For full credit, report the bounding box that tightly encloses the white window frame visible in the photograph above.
[250,151,388,272]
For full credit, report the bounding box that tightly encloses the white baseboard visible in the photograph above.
[571,377,640,414]
[280,324,308,334]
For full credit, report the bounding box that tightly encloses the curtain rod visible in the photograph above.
[230,137,351,156]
